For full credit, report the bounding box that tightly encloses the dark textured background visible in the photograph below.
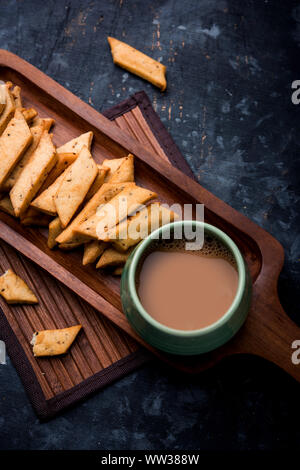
[0,0,300,450]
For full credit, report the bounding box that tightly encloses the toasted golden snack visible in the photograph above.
[47,217,63,249]
[20,213,52,227]
[59,242,82,251]
[96,247,133,269]
[31,325,82,357]
[112,203,178,252]
[0,195,15,216]
[76,185,157,241]
[35,160,104,209]
[0,82,15,135]
[108,37,167,91]
[57,131,93,154]
[39,152,78,192]
[85,166,108,200]
[32,117,54,131]
[42,118,55,131]
[0,269,38,304]
[55,182,133,246]
[10,131,57,217]
[2,124,44,191]
[30,170,66,216]
[0,83,7,115]
[108,154,134,184]
[20,206,43,221]
[0,109,32,189]
[22,108,38,123]
[103,157,125,182]
[54,146,98,227]
[20,207,52,226]
[113,266,123,276]
[82,240,106,265]
[12,85,22,108]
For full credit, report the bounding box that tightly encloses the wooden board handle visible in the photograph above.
[239,290,300,382]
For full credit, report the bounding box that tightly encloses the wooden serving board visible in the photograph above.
[0,50,300,395]
[0,93,166,420]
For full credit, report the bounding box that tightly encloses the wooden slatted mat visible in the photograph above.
[0,91,191,419]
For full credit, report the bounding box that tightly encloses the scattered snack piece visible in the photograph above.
[30,170,66,216]
[82,240,106,265]
[108,154,134,184]
[42,118,55,131]
[55,146,98,227]
[22,108,37,123]
[32,117,54,131]
[57,131,93,154]
[10,131,57,217]
[20,206,49,222]
[103,157,126,182]
[31,325,82,357]
[96,247,133,269]
[0,269,38,304]
[55,182,133,246]
[0,195,15,216]
[11,86,22,109]
[39,152,78,192]
[113,266,123,276]
[32,151,79,213]
[85,165,108,200]
[0,83,6,115]
[76,185,157,240]
[2,124,44,191]
[19,206,52,226]
[0,108,32,189]
[33,160,106,213]
[20,213,51,227]
[112,203,178,251]
[108,37,167,91]
[0,82,15,135]
[47,217,63,249]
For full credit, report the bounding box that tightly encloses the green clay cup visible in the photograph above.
[121,221,252,356]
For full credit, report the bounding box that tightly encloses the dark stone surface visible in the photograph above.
[0,0,299,450]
